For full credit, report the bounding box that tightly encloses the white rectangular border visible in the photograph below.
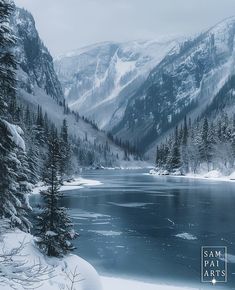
[201,246,227,283]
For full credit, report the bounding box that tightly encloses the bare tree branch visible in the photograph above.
[64,266,84,290]
[0,240,55,290]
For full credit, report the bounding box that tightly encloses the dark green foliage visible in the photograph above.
[0,0,16,117]
[0,0,32,231]
[36,133,77,257]
[59,119,71,179]
[156,113,235,174]
[199,118,212,171]
[166,126,181,171]
[0,120,31,231]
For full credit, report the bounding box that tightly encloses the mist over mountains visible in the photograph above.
[13,6,235,161]
[54,17,235,157]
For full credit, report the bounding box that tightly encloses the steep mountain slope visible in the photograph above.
[203,74,235,116]
[12,8,128,165]
[54,39,180,129]
[113,17,235,154]
[12,8,64,103]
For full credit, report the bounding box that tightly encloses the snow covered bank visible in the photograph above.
[0,231,102,290]
[185,170,235,182]
[33,177,102,194]
[63,177,102,189]
[0,231,205,290]
[149,169,235,183]
[101,276,198,290]
[101,160,154,170]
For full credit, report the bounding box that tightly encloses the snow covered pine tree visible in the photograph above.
[0,0,31,231]
[36,130,77,257]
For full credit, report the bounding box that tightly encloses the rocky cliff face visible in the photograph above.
[12,8,64,103]
[54,39,179,129]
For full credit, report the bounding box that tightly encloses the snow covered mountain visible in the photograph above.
[15,6,235,162]
[112,17,235,155]
[11,8,130,165]
[54,39,180,129]
[12,8,64,103]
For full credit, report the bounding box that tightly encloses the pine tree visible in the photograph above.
[27,145,40,184]
[182,116,188,146]
[156,146,159,166]
[24,105,32,128]
[0,1,31,231]
[0,121,31,231]
[181,116,189,173]
[232,114,235,159]
[0,0,16,117]
[34,105,45,145]
[17,147,33,230]
[167,126,181,171]
[36,132,77,257]
[60,119,71,179]
[200,117,211,171]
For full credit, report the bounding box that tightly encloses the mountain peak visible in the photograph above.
[54,38,179,129]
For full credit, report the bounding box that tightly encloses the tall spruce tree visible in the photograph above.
[0,0,31,231]
[60,119,71,179]
[0,122,31,231]
[181,116,189,172]
[167,126,181,171]
[0,0,16,116]
[36,131,77,257]
[200,117,211,171]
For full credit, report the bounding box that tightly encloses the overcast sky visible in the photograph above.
[14,0,235,57]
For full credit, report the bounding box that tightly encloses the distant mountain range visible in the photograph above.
[14,6,235,161]
[55,17,235,158]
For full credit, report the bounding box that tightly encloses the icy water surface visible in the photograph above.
[31,169,235,289]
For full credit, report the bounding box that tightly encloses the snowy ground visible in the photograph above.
[0,231,201,290]
[149,169,235,183]
[101,277,198,290]
[0,231,102,290]
[32,177,102,194]
[101,161,153,170]
[185,170,235,182]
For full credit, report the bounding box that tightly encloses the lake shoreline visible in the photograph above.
[30,169,235,290]
[148,169,235,183]
[32,176,103,195]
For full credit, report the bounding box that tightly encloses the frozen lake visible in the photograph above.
[31,169,235,289]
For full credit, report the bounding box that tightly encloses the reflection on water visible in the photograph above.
[30,169,235,289]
